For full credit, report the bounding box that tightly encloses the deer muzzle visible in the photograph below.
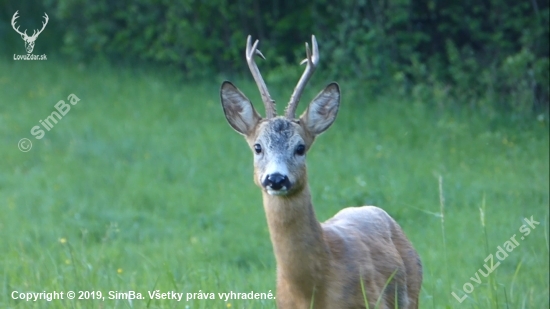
[262,173,292,195]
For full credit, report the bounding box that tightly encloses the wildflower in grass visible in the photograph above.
[226,303,232,308]
[59,238,67,244]
[117,268,123,274]
[65,259,70,265]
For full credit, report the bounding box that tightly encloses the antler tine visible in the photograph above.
[246,35,276,118]
[285,35,319,119]
[30,13,49,39]
[11,11,27,37]
[40,13,49,31]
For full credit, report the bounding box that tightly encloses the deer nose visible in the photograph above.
[263,173,291,191]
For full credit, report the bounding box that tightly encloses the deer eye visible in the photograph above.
[295,144,306,156]
[254,144,262,154]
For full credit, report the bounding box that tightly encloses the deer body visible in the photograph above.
[264,186,421,309]
[220,36,422,308]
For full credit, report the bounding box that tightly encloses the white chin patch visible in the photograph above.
[266,188,289,196]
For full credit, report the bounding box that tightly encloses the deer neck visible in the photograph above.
[261,185,330,293]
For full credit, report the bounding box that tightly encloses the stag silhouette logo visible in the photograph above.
[11,11,49,54]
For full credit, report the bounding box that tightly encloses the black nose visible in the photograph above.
[263,173,291,190]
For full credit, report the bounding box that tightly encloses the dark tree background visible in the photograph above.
[1,0,548,115]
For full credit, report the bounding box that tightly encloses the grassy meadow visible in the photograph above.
[0,59,548,308]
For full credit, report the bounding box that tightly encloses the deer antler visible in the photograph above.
[11,11,26,37]
[246,36,276,119]
[285,35,319,119]
[29,12,49,39]
[11,11,49,39]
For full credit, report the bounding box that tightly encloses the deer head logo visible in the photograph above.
[11,11,49,54]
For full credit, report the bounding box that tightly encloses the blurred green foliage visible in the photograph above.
[1,0,548,114]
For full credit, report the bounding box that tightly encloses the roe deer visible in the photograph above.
[219,35,422,309]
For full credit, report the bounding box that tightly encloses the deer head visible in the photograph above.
[11,11,49,54]
[220,36,340,196]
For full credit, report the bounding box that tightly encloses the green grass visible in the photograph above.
[0,60,548,308]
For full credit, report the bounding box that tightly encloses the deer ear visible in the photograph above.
[220,81,262,136]
[299,83,340,135]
